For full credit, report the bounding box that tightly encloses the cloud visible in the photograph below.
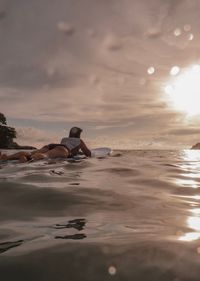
[0,10,6,20]
[103,34,123,51]
[16,127,62,148]
[1,0,200,148]
[57,21,75,36]
[168,128,200,136]
[145,29,162,39]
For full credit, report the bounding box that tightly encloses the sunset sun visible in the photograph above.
[165,65,200,116]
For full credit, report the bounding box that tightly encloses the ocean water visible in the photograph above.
[0,149,200,281]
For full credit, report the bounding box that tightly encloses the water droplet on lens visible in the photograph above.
[108,266,117,275]
[147,67,155,75]
[57,21,75,35]
[188,33,194,41]
[184,24,191,32]
[170,66,180,76]
[174,28,182,36]
[139,78,147,85]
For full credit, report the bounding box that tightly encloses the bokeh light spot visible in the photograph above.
[184,24,191,32]
[147,67,155,75]
[174,28,182,36]
[188,33,194,41]
[170,66,180,76]
[108,266,117,275]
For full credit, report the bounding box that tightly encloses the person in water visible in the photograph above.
[0,127,91,162]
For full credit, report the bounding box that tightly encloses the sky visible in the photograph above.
[1,0,200,149]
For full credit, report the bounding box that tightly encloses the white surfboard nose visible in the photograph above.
[91,147,112,158]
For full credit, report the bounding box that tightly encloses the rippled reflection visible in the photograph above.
[179,232,200,242]
[191,208,200,215]
[178,211,200,241]
[179,215,200,241]
[172,150,200,189]
[187,216,200,231]
[176,150,200,186]
[175,178,198,189]
[181,150,200,163]
[177,151,200,241]
[192,195,200,200]
[182,173,200,179]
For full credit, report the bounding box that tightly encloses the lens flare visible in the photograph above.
[165,65,200,116]
[147,67,155,75]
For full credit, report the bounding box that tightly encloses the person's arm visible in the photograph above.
[80,139,91,157]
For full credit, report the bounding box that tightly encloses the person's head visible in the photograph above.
[69,127,82,138]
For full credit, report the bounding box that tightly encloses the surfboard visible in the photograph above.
[67,147,111,161]
[91,147,112,158]
[0,147,112,165]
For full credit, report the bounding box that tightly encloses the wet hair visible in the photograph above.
[69,127,82,138]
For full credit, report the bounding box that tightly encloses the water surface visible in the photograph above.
[0,150,200,281]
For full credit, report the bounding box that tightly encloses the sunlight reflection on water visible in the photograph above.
[177,150,200,241]
[178,215,200,242]
[175,178,199,189]
[181,150,200,162]
[2,149,200,280]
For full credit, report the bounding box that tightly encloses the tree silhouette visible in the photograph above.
[0,113,7,125]
[0,113,17,148]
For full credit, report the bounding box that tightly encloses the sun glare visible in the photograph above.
[165,65,200,116]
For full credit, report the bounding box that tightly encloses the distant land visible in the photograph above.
[0,113,36,150]
[191,143,200,150]
[3,143,36,150]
